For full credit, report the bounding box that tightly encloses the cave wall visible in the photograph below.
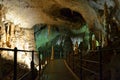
[0,21,36,66]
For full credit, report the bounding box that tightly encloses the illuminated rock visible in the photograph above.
[0,20,36,67]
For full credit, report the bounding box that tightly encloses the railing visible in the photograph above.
[0,47,50,80]
[66,46,120,80]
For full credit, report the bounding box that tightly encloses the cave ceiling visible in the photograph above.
[1,0,119,32]
[1,0,120,47]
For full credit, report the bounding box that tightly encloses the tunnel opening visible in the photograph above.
[59,8,85,24]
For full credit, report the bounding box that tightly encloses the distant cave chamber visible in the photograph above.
[47,7,86,25]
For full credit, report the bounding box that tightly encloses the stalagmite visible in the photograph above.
[48,25,51,36]
[74,41,79,55]
[51,45,54,60]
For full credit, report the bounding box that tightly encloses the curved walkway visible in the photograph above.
[41,59,79,80]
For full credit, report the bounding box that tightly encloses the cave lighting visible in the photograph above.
[5,11,28,28]
[0,4,38,69]
[23,54,31,68]
[6,12,22,26]
[36,66,39,71]
[45,60,47,65]
[1,16,32,69]
[41,60,48,70]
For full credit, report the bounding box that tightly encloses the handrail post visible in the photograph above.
[13,47,17,80]
[31,50,35,80]
[80,51,83,80]
[0,53,2,80]
[69,52,70,66]
[73,52,74,71]
[99,46,103,80]
[66,52,67,61]
[38,51,41,80]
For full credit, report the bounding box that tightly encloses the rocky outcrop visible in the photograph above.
[0,21,36,67]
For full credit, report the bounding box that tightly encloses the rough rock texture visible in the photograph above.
[0,0,119,36]
[0,0,107,35]
[0,21,36,67]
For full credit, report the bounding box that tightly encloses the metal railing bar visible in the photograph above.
[99,46,103,80]
[101,48,120,51]
[66,46,120,80]
[0,48,14,51]
[0,47,39,80]
[81,67,99,75]
[18,50,38,52]
[89,50,99,53]
[76,63,99,70]
[81,59,103,64]
[13,47,17,80]
[72,57,103,64]
[89,48,120,52]
[0,48,38,52]
[18,71,31,80]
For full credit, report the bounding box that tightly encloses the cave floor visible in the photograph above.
[40,59,79,80]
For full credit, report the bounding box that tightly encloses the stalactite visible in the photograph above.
[5,22,11,47]
[0,4,6,23]
[10,23,15,37]
[103,2,110,46]
[0,4,3,23]
[9,23,11,35]
[0,4,37,67]
[48,25,50,36]
[0,26,2,47]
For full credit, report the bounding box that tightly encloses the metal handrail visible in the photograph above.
[0,47,38,52]
[66,46,120,80]
[0,47,38,80]
[0,47,14,51]
[81,67,99,75]
[74,56,101,64]
[89,48,120,52]
[81,59,101,64]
